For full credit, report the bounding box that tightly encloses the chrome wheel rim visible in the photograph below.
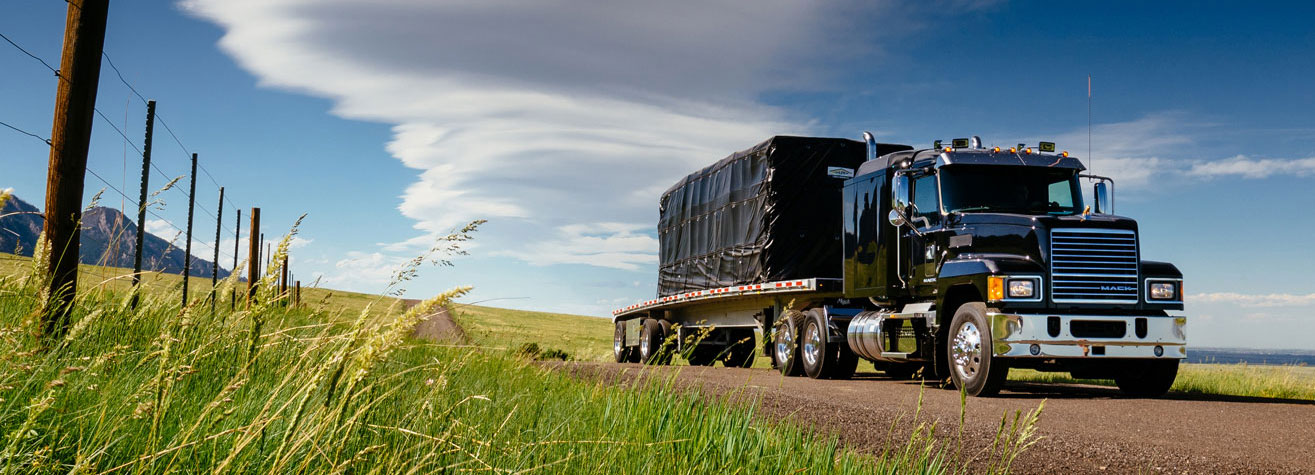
[640,329,651,358]
[775,323,794,364]
[614,328,622,357]
[803,323,822,367]
[952,321,982,381]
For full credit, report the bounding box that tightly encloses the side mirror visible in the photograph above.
[888,209,906,227]
[892,174,910,213]
[1094,182,1112,214]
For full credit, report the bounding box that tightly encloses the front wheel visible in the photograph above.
[1115,360,1179,397]
[947,302,1009,396]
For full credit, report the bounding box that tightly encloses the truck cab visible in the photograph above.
[841,135,1186,396]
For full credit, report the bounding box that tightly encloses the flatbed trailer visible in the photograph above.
[612,133,1187,397]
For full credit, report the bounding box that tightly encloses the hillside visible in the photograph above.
[0,193,228,278]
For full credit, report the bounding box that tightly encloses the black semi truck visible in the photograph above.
[612,133,1186,396]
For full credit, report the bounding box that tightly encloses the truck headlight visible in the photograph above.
[1008,279,1035,298]
[989,276,1040,301]
[1149,281,1179,301]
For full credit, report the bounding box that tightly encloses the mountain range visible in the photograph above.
[1,193,230,279]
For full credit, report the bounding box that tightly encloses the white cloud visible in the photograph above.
[1189,292,1315,307]
[1047,113,1198,188]
[1187,155,1315,179]
[321,251,409,290]
[1042,113,1315,190]
[180,0,898,271]
[145,219,179,237]
[492,222,657,271]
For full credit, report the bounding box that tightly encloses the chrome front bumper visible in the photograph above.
[987,313,1186,359]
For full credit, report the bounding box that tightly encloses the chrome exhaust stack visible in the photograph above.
[863,131,879,161]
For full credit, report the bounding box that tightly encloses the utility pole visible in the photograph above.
[41,0,110,341]
[231,208,240,310]
[210,186,223,312]
[246,208,260,306]
[181,153,197,309]
[130,100,155,309]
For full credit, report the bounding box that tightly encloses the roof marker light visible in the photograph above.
[1009,147,1017,153]
[992,146,1001,153]
[1024,148,1033,154]
[1062,151,1069,157]
[943,147,953,153]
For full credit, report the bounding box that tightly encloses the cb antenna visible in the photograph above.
[1088,75,1093,181]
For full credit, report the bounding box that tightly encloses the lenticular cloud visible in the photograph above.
[180,0,853,271]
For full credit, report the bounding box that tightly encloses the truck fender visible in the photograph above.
[936,255,1045,322]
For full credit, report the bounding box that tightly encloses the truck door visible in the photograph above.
[908,174,943,297]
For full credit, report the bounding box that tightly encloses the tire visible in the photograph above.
[722,330,756,368]
[947,302,1009,396]
[1115,360,1179,397]
[613,321,631,363]
[802,309,842,379]
[773,310,805,376]
[639,319,672,365]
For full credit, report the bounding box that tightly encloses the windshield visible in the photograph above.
[939,165,1083,215]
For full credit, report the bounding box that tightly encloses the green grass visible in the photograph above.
[0,252,399,323]
[0,236,1040,473]
[452,304,613,361]
[1011,363,1315,401]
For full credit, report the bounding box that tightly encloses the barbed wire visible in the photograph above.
[0,118,51,145]
[0,31,58,74]
[5,24,258,270]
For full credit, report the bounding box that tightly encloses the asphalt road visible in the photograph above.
[557,362,1315,474]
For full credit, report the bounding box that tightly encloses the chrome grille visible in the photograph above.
[1049,229,1139,303]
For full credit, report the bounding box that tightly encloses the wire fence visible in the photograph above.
[1,20,251,270]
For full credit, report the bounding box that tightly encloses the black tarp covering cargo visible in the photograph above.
[657,136,870,296]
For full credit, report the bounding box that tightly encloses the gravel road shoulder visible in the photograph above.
[554,362,1315,474]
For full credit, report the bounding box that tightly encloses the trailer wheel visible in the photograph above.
[640,319,672,365]
[801,309,843,379]
[773,311,805,376]
[613,321,632,363]
[947,303,1009,396]
[1114,360,1178,397]
[723,330,756,368]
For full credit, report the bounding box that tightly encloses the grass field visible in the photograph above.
[456,305,1315,401]
[1010,363,1315,401]
[452,304,613,361]
[0,238,1040,473]
[0,253,399,323]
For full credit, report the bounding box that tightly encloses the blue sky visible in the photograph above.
[2,1,1313,350]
